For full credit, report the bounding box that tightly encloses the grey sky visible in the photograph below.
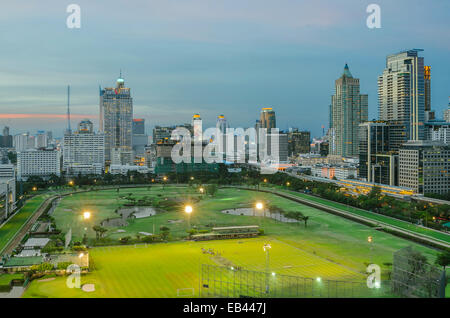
[1,0,449,138]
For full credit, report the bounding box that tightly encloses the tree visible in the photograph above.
[302,216,310,228]
[435,251,450,270]
[93,225,108,240]
[206,184,218,197]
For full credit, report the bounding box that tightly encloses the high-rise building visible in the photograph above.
[378,49,425,141]
[100,75,133,165]
[132,119,145,135]
[425,121,450,144]
[444,97,450,123]
[78,119,94,134]
[17,149,60,181]
[424,66,435,121]
[132,119,148,157]
[216,115,227,133]
[35,131,48,149]
[358,122,398,185]
[63,120,105,176]
[260,108,276,131]
[399,140,450,194]
[192,114,202,142]
[287,129,310,156]
[330,64,368,157]
[0,126,12,148]
[13,133,29,152]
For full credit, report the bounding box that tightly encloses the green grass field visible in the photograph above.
[23,238,374,298]
[22,186,447,298]
[271,185,450,243]
[0,195,46,254]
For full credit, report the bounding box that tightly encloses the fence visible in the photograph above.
[199,264,391,298]
[391,246,446,298]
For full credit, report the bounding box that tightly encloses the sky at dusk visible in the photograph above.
[1,0,450,138]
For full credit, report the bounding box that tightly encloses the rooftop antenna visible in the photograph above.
[66,85,72,134]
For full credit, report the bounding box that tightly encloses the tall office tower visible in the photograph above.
[444,97,450,123]
[100,75,133,165]
[63,120,105,176]
[330,64,368,157]
[424,66,435,121]
[358,122,398,185]
[399,140,450,194]
[132,119,148,156]
[378,49,425,141]
[133,119,145,135]
[260,108,276,131]
[216,115,227,133]
[287,129,311,156]
[0,127,12,148]
[153,126,175,144]
[77,119,94,134]
[13,133,29,152]
[35,131,48,149]
[192,114,202,142]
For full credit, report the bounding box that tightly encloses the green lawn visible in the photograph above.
[0,195,46,254]
[23,238,376,298]
[23,186,446,298]
[268,185,450,244]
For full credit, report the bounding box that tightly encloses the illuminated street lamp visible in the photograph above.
[190,176,195,181]
[185,205,193,229]
[199,187,204,194]
[68,180,74,187]
[32,186,37,191]
[163,176,168,190]
[368,236,374,264]
[286,182,290,187]
[83,211,91,220]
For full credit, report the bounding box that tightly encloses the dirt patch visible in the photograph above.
[38,277,55,282]
[211,255,235,268]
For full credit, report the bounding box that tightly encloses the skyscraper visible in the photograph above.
[444,97,450,123]
[378,49,425,141]
[260,108,276,131]
[100,75,133,165]
[330,64,368,157]
[424,66,435,121]
[216,115,227,133]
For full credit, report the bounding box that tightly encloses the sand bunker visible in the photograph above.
[82,284,95,292]
[221,208,299,223]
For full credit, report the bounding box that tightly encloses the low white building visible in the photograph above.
[0,164,16,220]
[63,126,105,176]
[311,164,357,180]
[17,149,60,181]
[109,164,149,175]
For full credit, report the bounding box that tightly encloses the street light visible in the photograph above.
[199,187,204,194]
[286,182,290,187]
[255,202,265,226]
[368,236,373,264]
[32,186,37,191]
[68,180,74,186]
[163,176,168,190]
[185,205,193,229]
[83,211,91,220]
[263,243,271,293]
[190,176,194,181]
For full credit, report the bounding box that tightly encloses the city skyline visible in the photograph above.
[1,1,450,138]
